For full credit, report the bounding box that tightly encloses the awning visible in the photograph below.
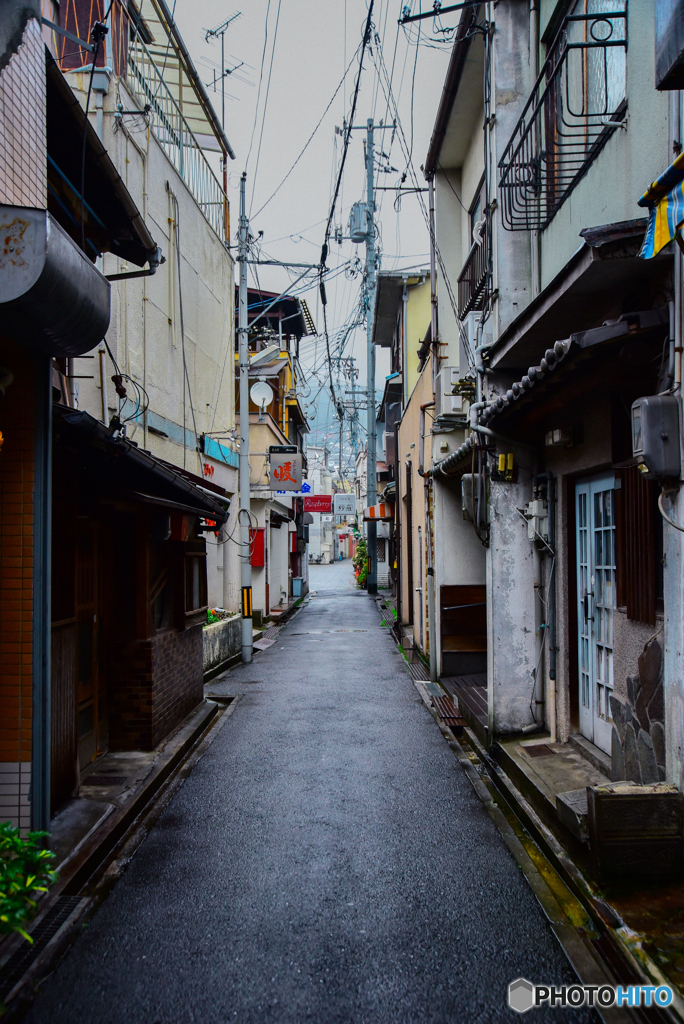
[638,152,684,258]
[363,502,394,521]
[53,405,230,526]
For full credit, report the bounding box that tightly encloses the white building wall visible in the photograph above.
[68,71,236,595]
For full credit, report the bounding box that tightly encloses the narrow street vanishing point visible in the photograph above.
[24,564,596,1023]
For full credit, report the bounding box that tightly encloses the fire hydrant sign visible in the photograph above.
[269,451,303,490]
[333,493,356,515]
[304,495,332,513]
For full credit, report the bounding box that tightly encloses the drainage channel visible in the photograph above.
[376,589,667,1023]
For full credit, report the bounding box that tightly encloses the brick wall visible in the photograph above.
[0,337,35,829]
[108,625,203,751]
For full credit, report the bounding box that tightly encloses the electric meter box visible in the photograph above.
[631,395,681,480]
[461,473,487,524]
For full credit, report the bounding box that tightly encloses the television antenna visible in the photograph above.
[204,12,243,128]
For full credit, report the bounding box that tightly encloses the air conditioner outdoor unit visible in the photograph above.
[435,366,465,419]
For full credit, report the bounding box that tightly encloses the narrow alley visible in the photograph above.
[25,563,596,1024]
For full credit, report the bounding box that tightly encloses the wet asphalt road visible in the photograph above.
[27,563,598,1023]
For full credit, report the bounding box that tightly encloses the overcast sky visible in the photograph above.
[174,0,452,453]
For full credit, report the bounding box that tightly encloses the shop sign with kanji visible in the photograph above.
[269,451,303,491]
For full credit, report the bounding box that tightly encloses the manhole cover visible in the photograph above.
[82,775,127,786]
[523,744,556,758]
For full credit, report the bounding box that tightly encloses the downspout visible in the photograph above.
[418,401,435,476]
[527,472,556,739]
[99,344,108,422]
[417,401,438,680]
[428,175,439,393]
[402,282,409,407]
[425,477,438,682]
[32,356,52,833]
[530,0,541,298]
[545,473,556,742]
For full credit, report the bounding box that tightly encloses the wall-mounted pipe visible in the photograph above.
[418,401,435,475]
[473,423,537,452]
[428,175,439,393]
[424,476,438,682]
[534,471,556,741]
[106,246,164,281]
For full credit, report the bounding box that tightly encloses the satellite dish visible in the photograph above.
[250,381,273,409]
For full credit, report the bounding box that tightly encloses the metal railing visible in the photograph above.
[498,6,627,231]
[457,229,489,319]
[126,37,228,242]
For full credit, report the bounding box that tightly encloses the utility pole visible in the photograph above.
[365,118,378,595]
[238,173,253,663]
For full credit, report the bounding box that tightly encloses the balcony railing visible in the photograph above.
[498,6,627,231]
[126,37,228,243]
[457,229,489,319]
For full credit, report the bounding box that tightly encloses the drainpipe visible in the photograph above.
[418,401,435,476]
[428,175,439,393]
[32,356,52,833]
[424,477,438,681]
[418,400,438,678]
[402,282,409,406]
[532,472,556,739]
[530,0,540,298]
[676,243,683,390]
[531,542,544,725]
[99,344,108,422]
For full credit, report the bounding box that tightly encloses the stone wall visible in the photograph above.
[610,635,665,784]
[203,614,241,675]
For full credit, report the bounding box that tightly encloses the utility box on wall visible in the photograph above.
[631,395,681,479]
[250,528,265,567]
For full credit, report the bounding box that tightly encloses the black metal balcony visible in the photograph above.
[498,7,627,231]
[457,229,489,319]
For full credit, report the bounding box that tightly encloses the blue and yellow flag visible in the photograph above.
[638,151,684,259]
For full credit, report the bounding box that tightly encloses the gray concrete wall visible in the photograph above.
[487,463,538,735]
[491,0,535,338]
[203,614,241,675]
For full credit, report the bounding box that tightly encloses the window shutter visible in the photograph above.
[617,466,656,625]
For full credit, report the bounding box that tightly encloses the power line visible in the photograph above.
[322,0,375,255]
[251,45,361,222]
[249,0,282,213]
[371,36,475,364]
[244,0,273,173]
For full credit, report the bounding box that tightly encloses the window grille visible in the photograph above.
[498,1,627,232]
[457,228,489,319]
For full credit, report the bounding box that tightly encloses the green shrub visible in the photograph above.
[0,823,57,942]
